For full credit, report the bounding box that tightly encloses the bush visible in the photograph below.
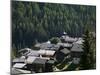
[50,37,61,44]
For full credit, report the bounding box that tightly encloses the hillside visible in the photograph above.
[12,1,96,50]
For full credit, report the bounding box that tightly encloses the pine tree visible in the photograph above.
[89,32,96,69]
[80,29,91,69]
[80,29,95,70]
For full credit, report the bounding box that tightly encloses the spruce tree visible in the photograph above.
[80,29,91,70]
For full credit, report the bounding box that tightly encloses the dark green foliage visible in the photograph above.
[80,29,96,70]
[64,64,78,71]
[12,1,96,52]
[50,37,61,44]
[89,32,96,69]
[80,29,90,69]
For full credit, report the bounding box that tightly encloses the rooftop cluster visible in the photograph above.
[11,32,84,74]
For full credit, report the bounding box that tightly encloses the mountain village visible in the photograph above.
[11,32,84,74]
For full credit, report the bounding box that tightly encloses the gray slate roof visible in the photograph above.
[40,43,60,51]
[11,68,23,74]
[13,63,26,68]
[33,58,47,65]
[57,43,72,47]
[26,50,39,57]
[13,58,25,63]
[75,38,84,44]
[18,48,32,56]
[71,43,83,52]
[11,68,31,74]
[60,48,70,55]
[61,35,77,42]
